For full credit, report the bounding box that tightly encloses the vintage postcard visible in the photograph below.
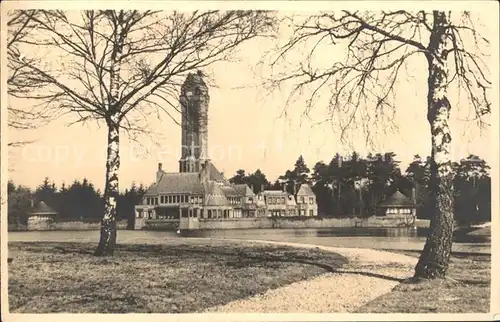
[1,1,498,321]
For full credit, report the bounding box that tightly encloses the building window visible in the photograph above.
[309,197,314,204]
[309,209,314,216]
[248,197,253,203]
[300,197,305,203]
[160,196,164,203]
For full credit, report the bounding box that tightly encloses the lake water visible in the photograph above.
[8,227,491,254]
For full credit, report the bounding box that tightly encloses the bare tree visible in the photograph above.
[264,11,491,279]
[14,9,276,256]
[6,10,53,146]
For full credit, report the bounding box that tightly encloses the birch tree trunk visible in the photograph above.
[94,118,120,256]
[414,11,455,278]
[94,18,123,256]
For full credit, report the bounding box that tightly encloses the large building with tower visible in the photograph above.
[134,71,318,228]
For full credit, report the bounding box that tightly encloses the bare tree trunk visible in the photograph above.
[414,11,455,279]
[95,19,123,256]
[94,119,120,256]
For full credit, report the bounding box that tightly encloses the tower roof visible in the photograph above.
[181,70,209,95]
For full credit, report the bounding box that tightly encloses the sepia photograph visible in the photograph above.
[1,1,498,321]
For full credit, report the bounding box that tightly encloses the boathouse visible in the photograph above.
[27,201,58,231]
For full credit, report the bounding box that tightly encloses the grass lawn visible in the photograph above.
[356,250,491,313]
[8,239,347,313]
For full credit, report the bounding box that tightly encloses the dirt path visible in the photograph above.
[203,239,418,313]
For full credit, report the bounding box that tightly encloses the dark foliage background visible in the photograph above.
[8,153,490,226]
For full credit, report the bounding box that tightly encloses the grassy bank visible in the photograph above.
[8,239,347,313]
[356,250,490,313]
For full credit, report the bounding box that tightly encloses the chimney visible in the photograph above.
[282,182,286,192]
[411,187,416,205]
[261,184,265,193]
[156,163,164,183]
[200,160,210,183]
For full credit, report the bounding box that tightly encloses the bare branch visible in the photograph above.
[261,10,490,144]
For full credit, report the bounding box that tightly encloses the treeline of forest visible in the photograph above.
[229,153,491,225]
[8,178,146,226]
[8,152,491,226]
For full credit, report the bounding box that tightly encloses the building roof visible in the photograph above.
[145,172,202,196]
[379,191,415,208]
[146,161,226,196]
[204,182,230,207]
[29,201,58,215]
[296,184,315,196]
[207,162,226,181]
[232,184,255,197]
[262,190,286,195]
[220,185,239,197]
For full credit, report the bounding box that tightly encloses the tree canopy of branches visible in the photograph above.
[265,11,491,279]
[6,10,55,146]
[12,9,276,255]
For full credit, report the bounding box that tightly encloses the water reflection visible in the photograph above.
[9,227,490,254]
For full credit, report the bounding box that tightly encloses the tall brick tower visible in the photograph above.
[179,70,209,173]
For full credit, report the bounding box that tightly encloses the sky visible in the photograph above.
[6,6,498,192]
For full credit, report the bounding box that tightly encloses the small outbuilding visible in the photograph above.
[27,201,58,230]
[378,191,416,217]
